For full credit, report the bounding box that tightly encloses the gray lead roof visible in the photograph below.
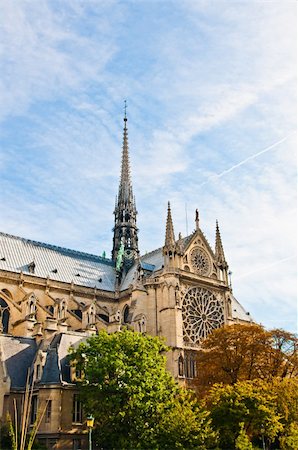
[0,232,116,292]
[0,335,37,389]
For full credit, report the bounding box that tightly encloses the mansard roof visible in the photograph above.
[40,332,87,385]
[0,335,37,389]
[0,332,89,389]
[0,232,116,292]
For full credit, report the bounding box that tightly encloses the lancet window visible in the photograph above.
[0,298,10,333]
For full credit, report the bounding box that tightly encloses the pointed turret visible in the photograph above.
[163,202,182,268]
[112,105,139,269]
[165,202,175,248]
[215,221,227,265]
[215,221,229,285]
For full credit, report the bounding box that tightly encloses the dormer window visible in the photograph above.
[27,296,37,317]
[30,300,36,314]
[28,261,35,274]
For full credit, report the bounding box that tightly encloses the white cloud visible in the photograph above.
[0,0,120,120]
[0,0,296,332]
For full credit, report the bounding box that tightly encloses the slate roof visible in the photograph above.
[0,332,89,389]
[38,332,88,385]
[0,232,116,292]
[231,294,253,322]
[40,348,60,384]
[0,335,37,389]
[120,247,164,290]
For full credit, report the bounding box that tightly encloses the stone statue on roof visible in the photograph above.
[116,242,124,272]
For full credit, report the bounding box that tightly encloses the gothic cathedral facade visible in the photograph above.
[0,113,252,448]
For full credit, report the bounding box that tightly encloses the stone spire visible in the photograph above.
[112,106,138,268]
[165,202,175,248]
[118,106,132,204]
[215,221,227,268]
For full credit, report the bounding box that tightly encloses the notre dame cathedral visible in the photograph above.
[0,113,252,449]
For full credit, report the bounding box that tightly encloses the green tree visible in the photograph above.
[272,378,298,450]
[279,423,298,450]
[235,423,253,450]
[206,379,283,450]
[156,389,218,449]
[70,329,217,450]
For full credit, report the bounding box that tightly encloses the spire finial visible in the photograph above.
[165,201,175,247]
[124,100,127,125]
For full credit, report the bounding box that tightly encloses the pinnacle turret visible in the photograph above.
[112,107,139,268]
[165,202,175,248]
[215,220,227,267]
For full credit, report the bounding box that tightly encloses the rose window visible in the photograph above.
[190,247,211,276]
[182,287,224,344]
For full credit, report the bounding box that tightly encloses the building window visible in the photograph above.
[28,297,36,316]
[28,261,35,274]
[30,395,38,424]
[178,355,184,377]
[123,305,129,323]
[72,394,82,423]
[45,400,52,423]
[36,364,41,380]
[184,353,197,379]
[0,298,10,333]
[47,305,54,315]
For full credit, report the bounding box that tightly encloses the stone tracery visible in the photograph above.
[190,247,211,276]
[182,287,224,345]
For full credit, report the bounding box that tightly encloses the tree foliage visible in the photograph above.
[195,324,298,396]
[205,377,298,450]
[69,329,217,450]
[206,379,283,449]
[235,423,253,450]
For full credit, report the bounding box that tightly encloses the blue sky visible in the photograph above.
[0,0,296,332]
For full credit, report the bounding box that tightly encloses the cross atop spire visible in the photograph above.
[215,220,227,267]
[165,202,176,248]
[124,99,127,121]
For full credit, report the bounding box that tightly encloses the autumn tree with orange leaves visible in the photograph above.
[194,323,297,396]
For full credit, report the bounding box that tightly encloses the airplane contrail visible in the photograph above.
[233,255,296,281]
[199,131,296,187]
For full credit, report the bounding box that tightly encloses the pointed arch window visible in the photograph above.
[58,301,66,320]
[123,305,129,324]
[184,352,197,379]
[87,305,96,325]
[0,298,10,334]
[178,355,184,377]
[28,297,36,315]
